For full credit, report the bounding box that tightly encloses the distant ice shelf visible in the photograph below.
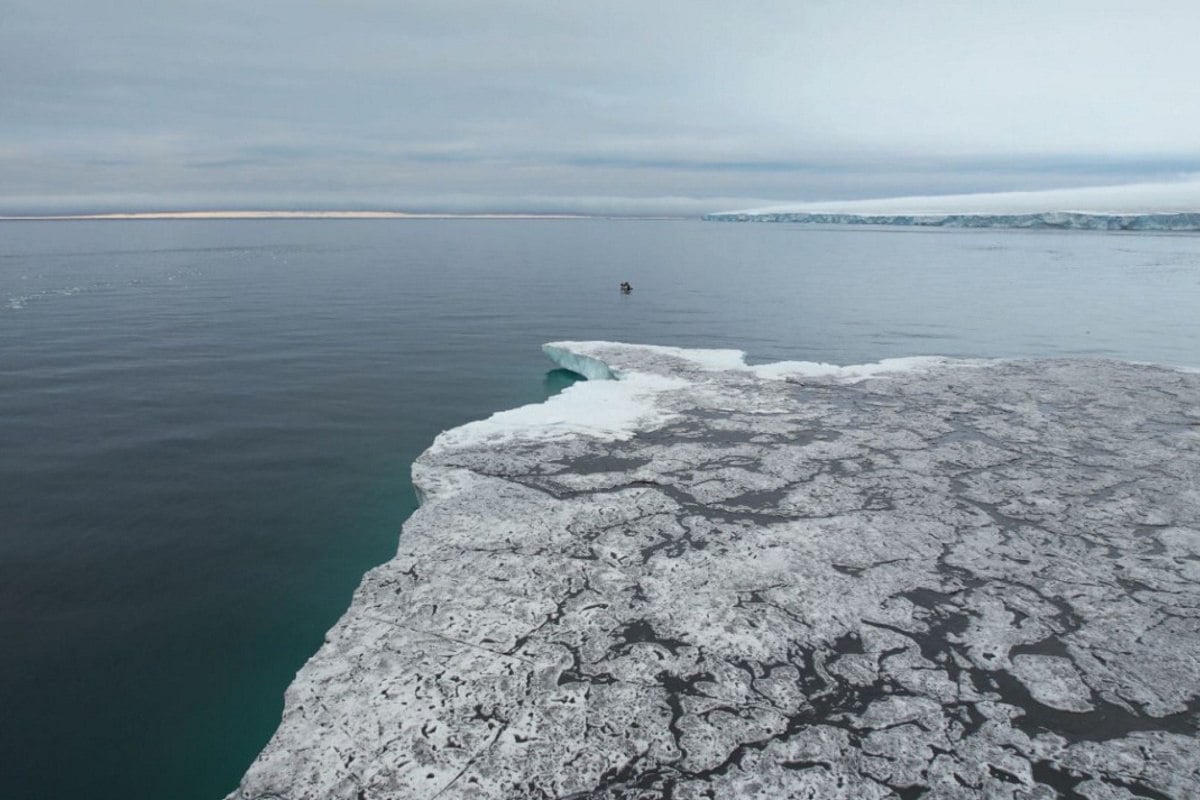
[704,179,1200,230]
[703,210,1200,230]
[229,342,1200,800]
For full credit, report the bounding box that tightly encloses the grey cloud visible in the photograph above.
[2,0,1199,214]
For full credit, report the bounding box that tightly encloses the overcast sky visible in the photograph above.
[3,0,1199,215]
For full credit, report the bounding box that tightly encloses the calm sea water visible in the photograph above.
[2,219,1199,799]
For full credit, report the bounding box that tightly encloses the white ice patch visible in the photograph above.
[428,370,687,452]
[1009,655,1095,713]
[545,340,748,374]
[750,356,981,382]
[547,340,981,383]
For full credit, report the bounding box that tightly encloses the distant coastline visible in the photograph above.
[701,179,1200,231]
[703,210,1200,231]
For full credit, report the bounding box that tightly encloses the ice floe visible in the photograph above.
[230,342,1200,799]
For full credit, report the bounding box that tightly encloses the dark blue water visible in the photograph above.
[2,219,1198,799]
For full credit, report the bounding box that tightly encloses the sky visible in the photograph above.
[3,0,1200,215]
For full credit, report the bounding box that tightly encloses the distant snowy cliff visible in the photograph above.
[705,179,1200,231]
[704,211,1200,230]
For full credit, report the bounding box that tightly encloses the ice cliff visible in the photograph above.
[229,342,1200,799]
[705,179,1200,230]
[704,210,1200,230]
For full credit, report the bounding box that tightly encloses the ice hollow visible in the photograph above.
[230,342,1200,799]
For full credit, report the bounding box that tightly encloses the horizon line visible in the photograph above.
[0,210,695,222]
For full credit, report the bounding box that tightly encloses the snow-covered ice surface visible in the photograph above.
[230,342,1200,799]
[706,179,1200,230]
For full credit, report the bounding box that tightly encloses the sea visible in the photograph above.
[2,218,1199,799]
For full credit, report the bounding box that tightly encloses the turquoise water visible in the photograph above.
[2,219,1199,799]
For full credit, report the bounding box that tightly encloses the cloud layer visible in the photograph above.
[3,1,1200,214]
